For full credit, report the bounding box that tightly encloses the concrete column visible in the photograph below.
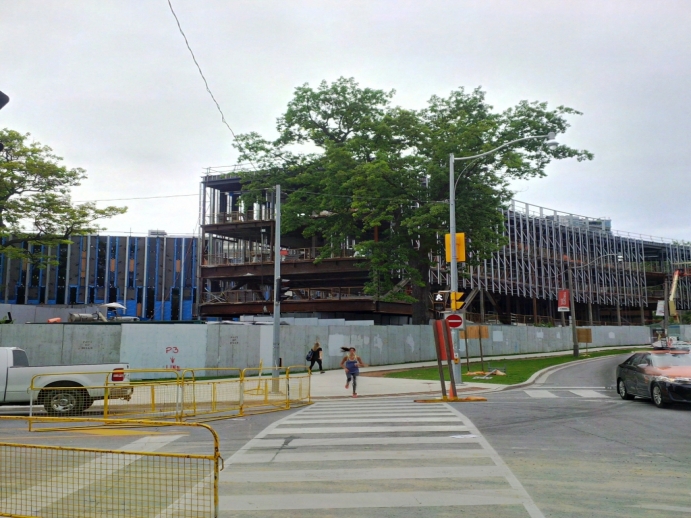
[480,290,485,323]
[616,302,622,326]
[640,304,646,325]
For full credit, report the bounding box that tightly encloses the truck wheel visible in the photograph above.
[42,389,89,416]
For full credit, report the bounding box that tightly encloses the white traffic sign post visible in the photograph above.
[446,314,464,329]
[446,314,465,377]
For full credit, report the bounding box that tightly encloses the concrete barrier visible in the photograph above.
[1,322,651,372]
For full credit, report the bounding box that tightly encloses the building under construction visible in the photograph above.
[0,233,198,321]
[198,169,691,325]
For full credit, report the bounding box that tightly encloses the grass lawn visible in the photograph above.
[383,348,636,385]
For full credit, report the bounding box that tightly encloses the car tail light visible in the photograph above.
[111,369,125,382]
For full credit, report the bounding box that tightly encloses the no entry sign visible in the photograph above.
[446,314,464,329]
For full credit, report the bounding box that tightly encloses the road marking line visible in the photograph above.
[221,465,504,483]
[569,390,608,398]
[281,417,461,424]
[0,434,184,514]
[231,448,491,464]
[292,413,455,419]
[267,425,468,434]
[445,404,545,518]
[246,435,480,448]
[218,489,527,511]
[633,504,691,512]
[525,386,608,390]
[525,390,557,398]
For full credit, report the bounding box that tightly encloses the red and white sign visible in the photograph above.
[557,289,570,312]
[446,314,464,329]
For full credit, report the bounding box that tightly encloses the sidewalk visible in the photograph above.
[309,346,645,399]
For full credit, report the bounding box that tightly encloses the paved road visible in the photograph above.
[456,352,691,517]
[2,352,690,517]
[218,398,542,517]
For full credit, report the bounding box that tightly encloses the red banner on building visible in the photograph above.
[557,289,570,312]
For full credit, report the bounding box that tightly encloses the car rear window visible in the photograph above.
[651,353,691,367]
[11,349,29,367]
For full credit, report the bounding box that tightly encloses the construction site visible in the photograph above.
[198,168,691,327]
[2,169,689,327]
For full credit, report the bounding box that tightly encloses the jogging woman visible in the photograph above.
[340,347,366,397]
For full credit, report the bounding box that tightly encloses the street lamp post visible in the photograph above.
[449,133,558,382]
[565,253,623,357]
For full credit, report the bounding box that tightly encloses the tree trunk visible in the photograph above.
[409,254,431,325]
[411,281,430,325]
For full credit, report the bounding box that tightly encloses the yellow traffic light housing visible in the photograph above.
[450,291,464,311]
[445,233,466,263]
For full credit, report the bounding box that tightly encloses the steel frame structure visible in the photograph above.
[199,169,691,319]
[433,200,691,311]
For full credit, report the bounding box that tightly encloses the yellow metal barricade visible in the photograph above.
[286,366,312,406]
[180,368,243,418]
[25,366,311,423]
[0,417,221,518]
[29,370,183,420]
[241,366,290,409]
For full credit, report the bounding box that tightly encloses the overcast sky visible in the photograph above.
[2,1,690,240]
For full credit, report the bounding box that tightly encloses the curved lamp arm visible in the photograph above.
[453,133,557,191]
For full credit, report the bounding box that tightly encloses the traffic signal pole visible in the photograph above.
[449,155,463,385]
[272,184,281,391]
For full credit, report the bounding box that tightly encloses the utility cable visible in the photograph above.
[74,193,198,203]
[165,0,257,170]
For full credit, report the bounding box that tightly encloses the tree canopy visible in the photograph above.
[0,129,126,265]
[235,78,593,323]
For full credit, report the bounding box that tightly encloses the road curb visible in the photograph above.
[497,350,638,391]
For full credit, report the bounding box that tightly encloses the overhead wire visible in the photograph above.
[73,193,198,203]
[165,0,257,170]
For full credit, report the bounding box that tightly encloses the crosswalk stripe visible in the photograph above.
[219,489,529,511]
[222,398,544,518]
[281,417,460,424]
[525,390,558,398]
[290,411,455,417]
[229,448,491,464]
[267,425,468,434]
[247,435,480,448]
[569,389,609,398]
[221,464,504,483]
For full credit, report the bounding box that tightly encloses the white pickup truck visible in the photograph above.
[0,347,132,416]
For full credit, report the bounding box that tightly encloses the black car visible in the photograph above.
[616,350,691,408]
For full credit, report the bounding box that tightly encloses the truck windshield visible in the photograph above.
[11,350,29,367]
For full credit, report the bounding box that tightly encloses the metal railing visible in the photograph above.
[202,287,369,304]
[202,247,359,267]
[206,211,272,224]
[0,417,220,518]
[28,367,311,421]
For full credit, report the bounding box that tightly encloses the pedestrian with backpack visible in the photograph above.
[306,341,324,373]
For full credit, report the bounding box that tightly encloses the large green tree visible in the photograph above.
[235,78,592,323]
[0,129,126,265]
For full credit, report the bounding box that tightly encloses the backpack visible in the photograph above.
[306,350,314,361]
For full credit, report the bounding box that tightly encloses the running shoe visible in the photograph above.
[345,381,350,389]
